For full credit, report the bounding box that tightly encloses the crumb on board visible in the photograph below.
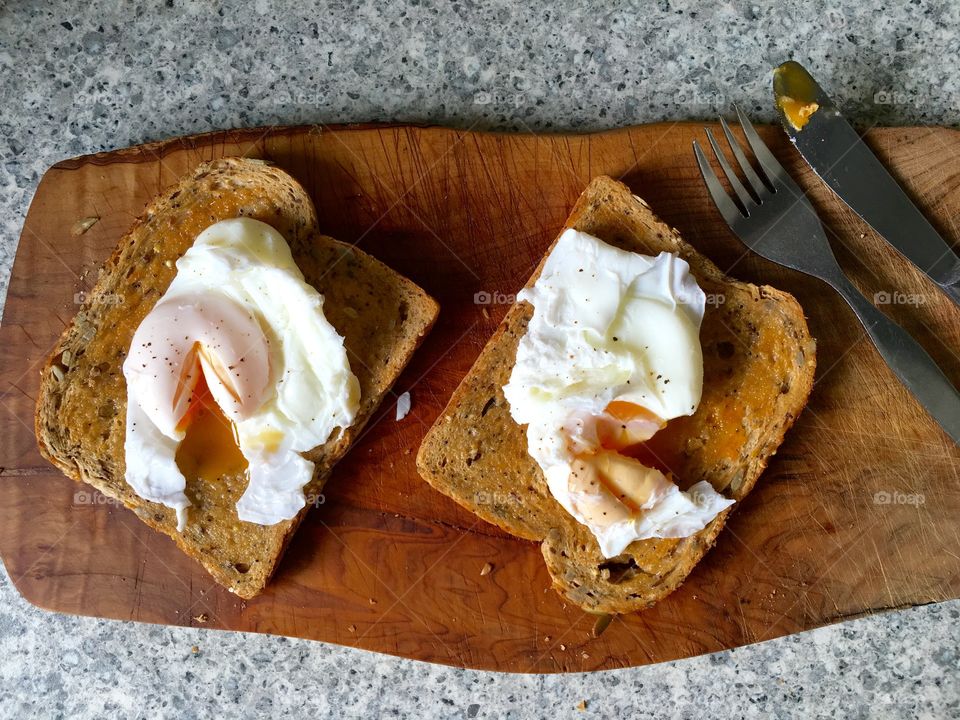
[480,562,493,576]
[191,645,199,654]
[577,700,587,711]
[193,614,208,623]
[591,613,613,638]
[348,624,357,633]
[71,216,99,236]
[396,391,412,421]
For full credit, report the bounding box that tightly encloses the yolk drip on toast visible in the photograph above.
[175,362,248,484]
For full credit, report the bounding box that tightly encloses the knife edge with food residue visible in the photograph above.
[773,60,822,131]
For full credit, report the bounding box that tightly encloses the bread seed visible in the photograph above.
[71,216,100,236]
[591,613,613,637]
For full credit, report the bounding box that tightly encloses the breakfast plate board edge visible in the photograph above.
[1,122,958,673]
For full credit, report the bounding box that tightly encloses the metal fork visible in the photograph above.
[693,106,960,445]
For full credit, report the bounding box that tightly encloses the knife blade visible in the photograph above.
[772,60,960,307]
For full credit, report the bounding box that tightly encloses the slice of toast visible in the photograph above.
[416,175,815,614]
[36,157,439,599]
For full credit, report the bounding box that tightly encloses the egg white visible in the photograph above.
[503,229,734,557]
[123,218,360,530]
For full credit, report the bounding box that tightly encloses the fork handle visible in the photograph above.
[937,272,960,308]
[830,274,960,445]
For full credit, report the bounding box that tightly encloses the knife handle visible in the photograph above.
[830,274,960,445]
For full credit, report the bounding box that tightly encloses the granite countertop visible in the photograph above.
[1,1,959,718]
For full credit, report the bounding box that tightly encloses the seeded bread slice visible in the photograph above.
[36,157,439,599]
[416,175,815,614]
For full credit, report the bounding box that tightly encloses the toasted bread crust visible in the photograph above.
[36,157,438,598]
[417,176,815,614]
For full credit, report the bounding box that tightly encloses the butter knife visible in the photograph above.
[772,60,960,307]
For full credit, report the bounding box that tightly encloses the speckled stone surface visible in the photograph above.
[1,1,959,718]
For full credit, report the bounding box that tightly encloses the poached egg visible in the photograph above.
[503,229,734,557]
[123,217,360,530]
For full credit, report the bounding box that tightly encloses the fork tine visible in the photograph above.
[734,104,792,189]
[719,116,768,197]
[693,140,743,227]
[704,128,755,212]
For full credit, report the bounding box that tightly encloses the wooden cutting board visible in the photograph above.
[1,123,958,673]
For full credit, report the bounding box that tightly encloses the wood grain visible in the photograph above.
[1,123,958,673]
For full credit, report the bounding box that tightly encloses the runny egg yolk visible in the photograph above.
[595,401,665,451]
[777,96,820,131]
[567,401,673,527]
[174,362,248,484]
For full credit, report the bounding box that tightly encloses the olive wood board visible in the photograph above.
[1,123,958,673]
